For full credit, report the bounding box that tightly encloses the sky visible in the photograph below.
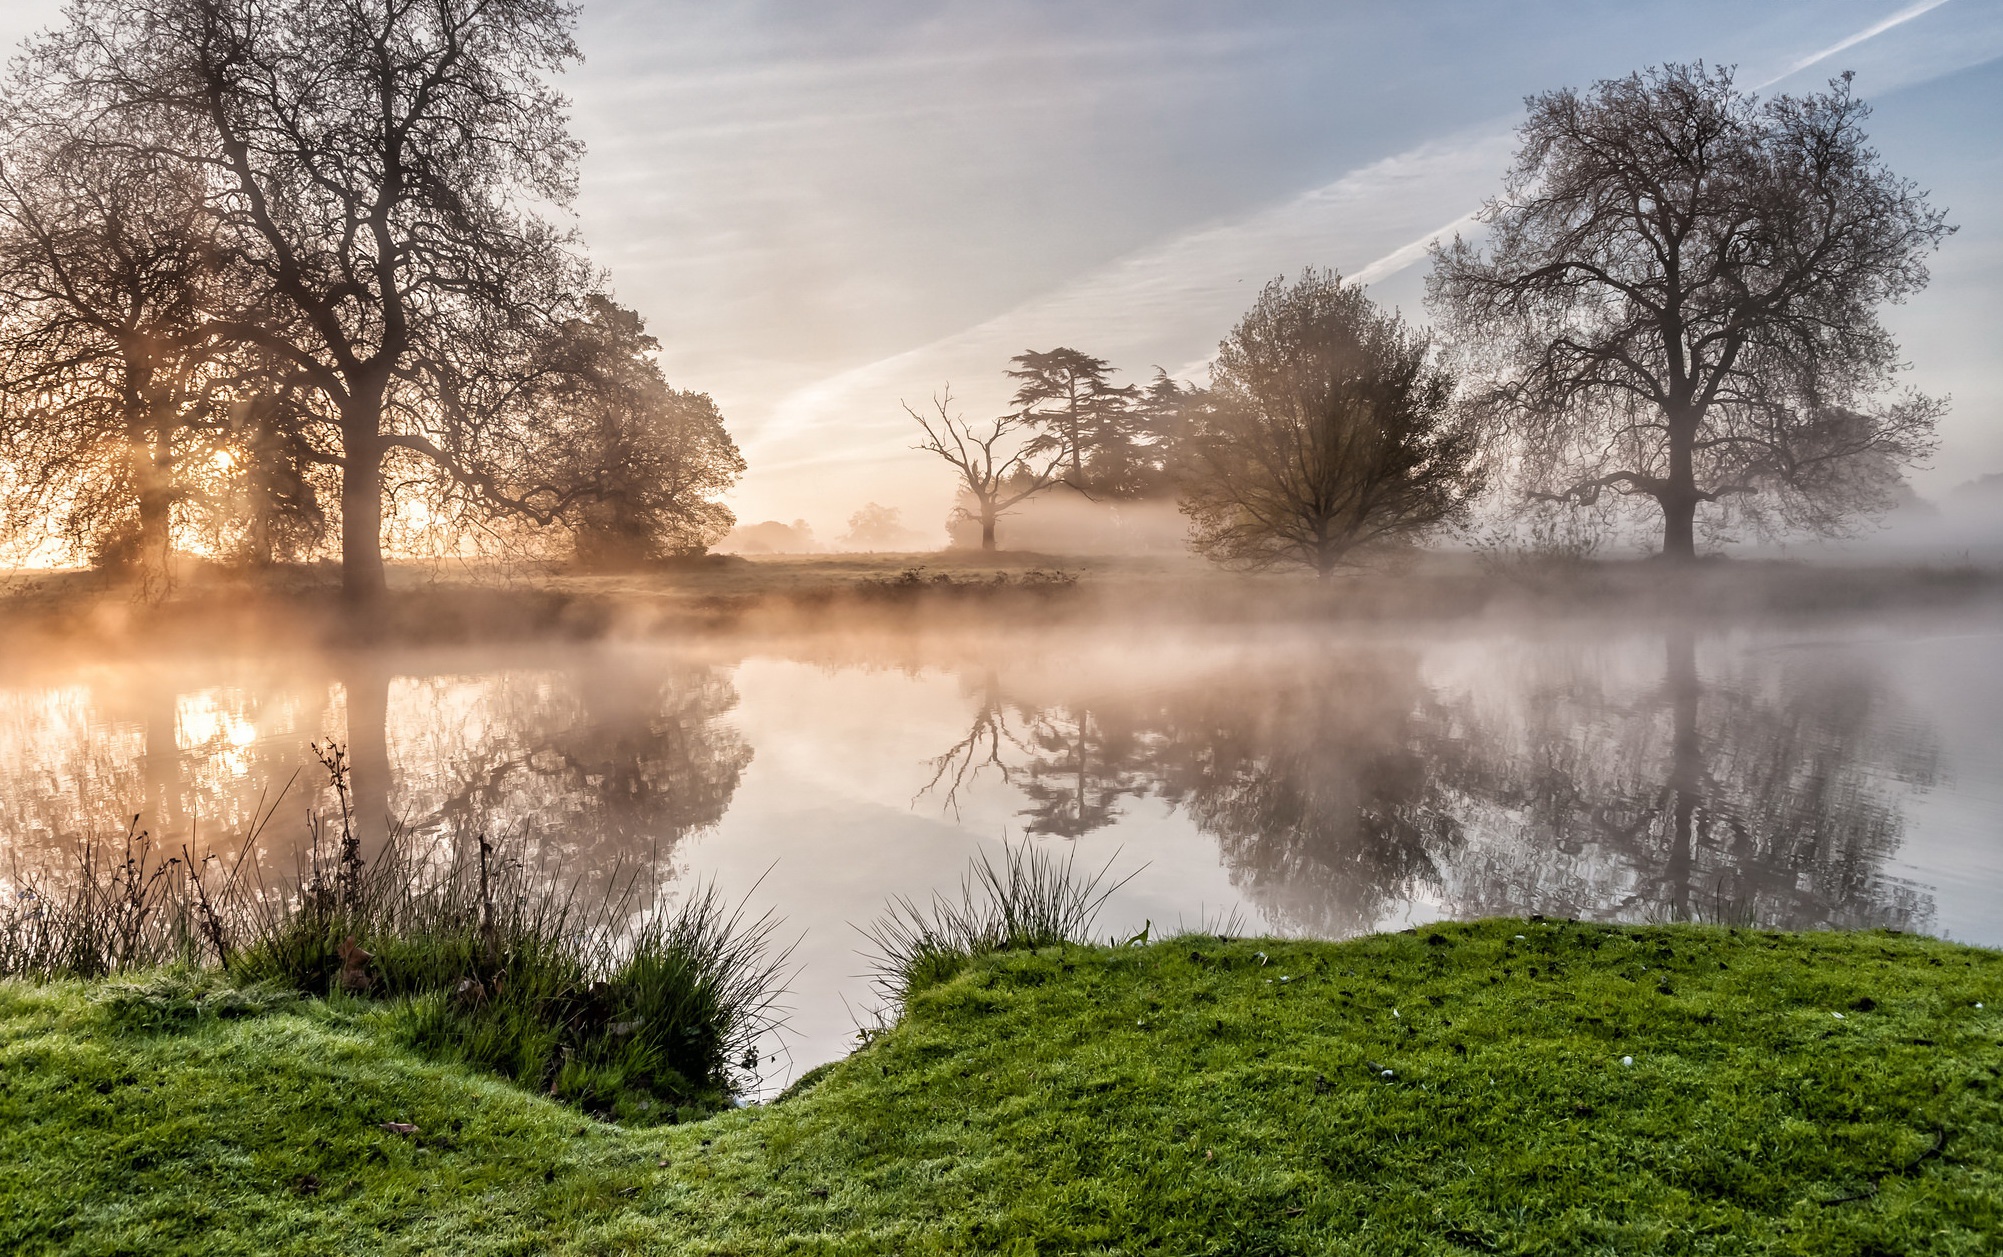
[4,1,2000,543]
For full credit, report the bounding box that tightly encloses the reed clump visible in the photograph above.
[861,841,1131,1008]
[0,818,257,979]
[0,746,786,1123]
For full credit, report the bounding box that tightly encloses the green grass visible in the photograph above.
[2,816,787,1127]
[5,921,2001,1254]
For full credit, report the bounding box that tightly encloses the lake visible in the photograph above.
[3,610,1999,1083]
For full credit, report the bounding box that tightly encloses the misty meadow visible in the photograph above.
[0,2,1999,1254]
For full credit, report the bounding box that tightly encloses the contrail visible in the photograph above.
[1756,0,1954,88]
[1354,0,1958,286]
[1351,209,1482,287]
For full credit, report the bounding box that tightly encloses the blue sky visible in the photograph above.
[6,1,1999,537]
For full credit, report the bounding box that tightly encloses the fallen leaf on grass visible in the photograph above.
[380,1122,419,1136]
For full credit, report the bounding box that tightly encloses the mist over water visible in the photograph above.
[2,611,1998,1079]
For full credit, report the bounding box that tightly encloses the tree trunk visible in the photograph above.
[131,425,174,599]
[340,400,388,603]
[1660,492,1698,560]
[980,513,997,551]
[1659,411,1700,560]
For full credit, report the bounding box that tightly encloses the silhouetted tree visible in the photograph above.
[0,92,232,594]
[1007,348,1137,492]
[26,0,597,602]
[908,389,1064,550]
[1179,270,1485,577]
[1117,367,1196,496]
[534,298,743,568]
[1428,64,1951,558]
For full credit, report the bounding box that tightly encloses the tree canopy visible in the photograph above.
[0,0,740,593]
[1428,64,1952,557]
[535,298,744,567]
[1179,270,1485,577]
[1007,349,1185,498]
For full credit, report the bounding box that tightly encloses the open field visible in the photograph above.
[4,921,1999,1254]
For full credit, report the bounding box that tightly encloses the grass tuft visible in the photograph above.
[860,841,1133,1007]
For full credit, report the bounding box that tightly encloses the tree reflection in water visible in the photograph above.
[1148,650,1465,934]
[382,653,752,886]
[1440,631,1938,932]
[0,651,752,894]
[921,631,1938,935]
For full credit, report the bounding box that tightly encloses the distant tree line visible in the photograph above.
[913,63,1949,571]
[0,0,741,601]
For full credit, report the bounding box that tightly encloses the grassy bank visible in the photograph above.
[5,920,1999,1254]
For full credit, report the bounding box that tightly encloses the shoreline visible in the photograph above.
[2,552,2000,659]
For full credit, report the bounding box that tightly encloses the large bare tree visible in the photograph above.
[26,0,594,601]
[1428,64,1951,558]
[1179,270,1485,577]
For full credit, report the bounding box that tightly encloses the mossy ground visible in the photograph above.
[4,921,2000,1254]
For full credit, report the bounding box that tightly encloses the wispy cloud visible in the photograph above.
[744,128,1517,478]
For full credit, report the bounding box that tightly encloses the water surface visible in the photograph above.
[3,613,1998,1079]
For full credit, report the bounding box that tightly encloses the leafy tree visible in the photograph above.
[841,502,919,551]
[1428,64,1952,558]
[26,0,596,601]
[1179,270,1485,577]
[1119,367,1195,495]
[533,298,743,568]
[0,92,232,594]
[908,389,1064,551]
[1007,348,1138,493]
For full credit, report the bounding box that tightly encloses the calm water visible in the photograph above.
[3,613,1999,1080]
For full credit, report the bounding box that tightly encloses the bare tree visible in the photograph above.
[908,389,1064,551]
[1428,64,1952,558]
[1179,270,1485,577]
[28,0,595,602]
